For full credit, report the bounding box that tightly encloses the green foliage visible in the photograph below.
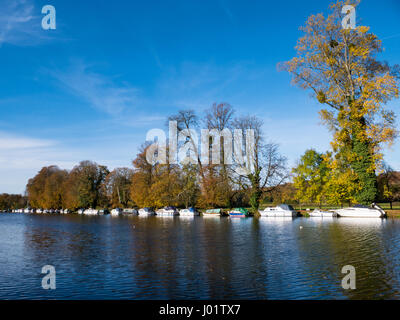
[351,136,378,204]
[293,149,328,205]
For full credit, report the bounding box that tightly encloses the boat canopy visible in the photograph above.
[206,209,221,213]
[278,204,295,211]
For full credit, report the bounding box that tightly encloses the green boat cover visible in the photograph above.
[205,209,222,214]
[233,208,249,215]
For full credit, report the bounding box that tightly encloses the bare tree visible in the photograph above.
[232,115,288,211]
[168,110,204,179]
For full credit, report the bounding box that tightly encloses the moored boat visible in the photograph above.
[179,207,200,216]
[333,204,386,218]
[310,209,338,218]
[98,209,109,215]
[111,208,122,216]
[228,208,250,218]
[83,208,99,215]
[138,207,155,216]
[122,208,138,215]
[203,208,222,217]
[156,206,179,216]
[77,208,84,215]
[258,204,298,217]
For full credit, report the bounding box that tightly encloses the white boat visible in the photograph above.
[138,207,155,216]
[156,206,179,216]
[24,208,31,214]
[36,209,43,214]
[179,207,200,216]
[63,209,70,214]
[310,209,337,218]
[333,204,386,218]
[83,208,99,215]
[111,208,122,216]
[122,208,138,215]
[77,209,84,215]
[258,204,298,217]
[43,209,49,214]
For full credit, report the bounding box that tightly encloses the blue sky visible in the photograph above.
[0,0,399,194]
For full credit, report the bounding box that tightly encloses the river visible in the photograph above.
[0,213,399,299]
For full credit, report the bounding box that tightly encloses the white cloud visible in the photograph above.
[0,132,55,150]
[49,62,139,115]
[0,131,137,194]
[0,0,48,46]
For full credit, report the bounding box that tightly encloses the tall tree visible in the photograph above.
[26,166,67,209]
[203,103,235,207]
[281,0,399,204]
[131,144,156,207]
[68,161,109,209]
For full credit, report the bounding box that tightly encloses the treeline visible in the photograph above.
[0,194,28,210]
[26,162,133,210]
[25,103,288,211]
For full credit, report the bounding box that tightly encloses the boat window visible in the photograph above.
[278,204,292,210]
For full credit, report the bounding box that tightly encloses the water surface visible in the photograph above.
[0,213,399,299]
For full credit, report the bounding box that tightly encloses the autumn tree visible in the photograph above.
[131,144,155,207]
[26,166,67,209]
[281,0,399,204]
[43,168,68,209]
[67,161,109,209]
[104,167,133,207]
[293,149,329,207]
[0,194,27,210]
[202,103,235,207]
[324,152,358,205]
[377,164,400,209]
[177,163,200,208]
[270,183,297,205]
